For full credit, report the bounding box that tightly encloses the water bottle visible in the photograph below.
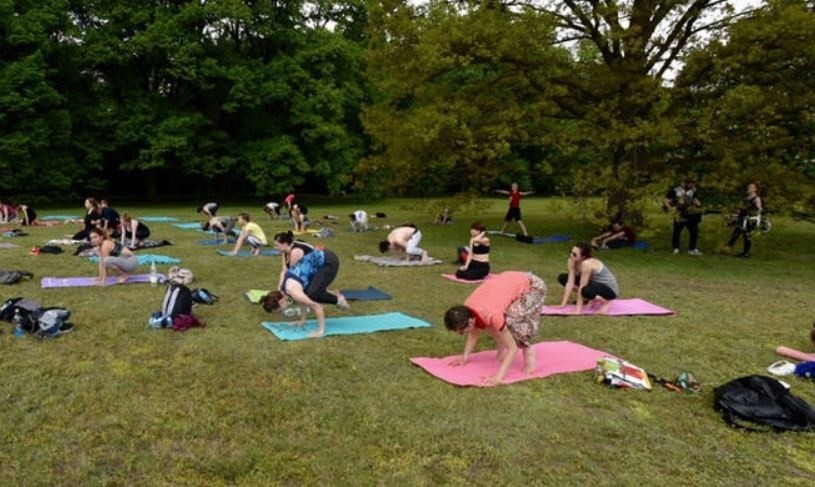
[12,311,25,337]
[149,261,158,287]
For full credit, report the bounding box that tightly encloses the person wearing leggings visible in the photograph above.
[555,242,619,315]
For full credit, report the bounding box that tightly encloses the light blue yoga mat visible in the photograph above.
[41,215,79,221]
[172,222,203,230]
[217,249,280,257]
[261,312,431,340]
[140,216,180,222]
[88,254,181,265]
[198,239,236,245]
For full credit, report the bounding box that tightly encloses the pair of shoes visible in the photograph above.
[737,252,750,258]
[688,249,703,256]
[672,248,680,255]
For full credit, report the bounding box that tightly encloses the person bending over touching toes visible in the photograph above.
[349,210,369,232]
[197,202,219,218]
[261,249,347,337]
[378,224,427,262]
[203,215,237,244]
[272,231,350,309]
[444,271,547,386]
[89,227,138,285]
[120,213,151,248]
[495,182,533,236]
[230,213,267,256]
[456,222,490,281]
[263,202,281,220]
[556,243,619,314]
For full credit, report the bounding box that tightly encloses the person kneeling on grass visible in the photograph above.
[555,242,619,314]
[444,271,547,386]
[229,213,267,256]
[89,227,138,286]
[261,249,349,338]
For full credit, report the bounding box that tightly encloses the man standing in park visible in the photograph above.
[495,182,533,236]
[663,179,703,255]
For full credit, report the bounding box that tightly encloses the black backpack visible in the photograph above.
[0,270,34,285]
[713,375,815,432]
[162,283,193,318]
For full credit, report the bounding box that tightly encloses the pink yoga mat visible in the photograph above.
[41,274,167,288]
[440,273,497,284]
[776,346,815,362]
[411,340,610,387]
[541,298,675,316]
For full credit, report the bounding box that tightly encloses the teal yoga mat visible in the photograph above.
[217,249,280,257]
[88,254,181,265]
[172,222,203,230]
[40,215,79,221]
[262,312,431,340]
[140,216,180,222]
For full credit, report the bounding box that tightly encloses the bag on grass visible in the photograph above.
[172,314,205,332]
[32,307,74,337]
[191,288,218,305]
[0,270,34,285]
[595,356,652,390]
[713,375,815,432]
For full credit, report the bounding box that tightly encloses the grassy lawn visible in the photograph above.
[1,197,814,485]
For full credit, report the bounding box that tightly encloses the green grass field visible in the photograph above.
[1,197,814,485]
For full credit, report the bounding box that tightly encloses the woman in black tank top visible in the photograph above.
[89,227,138,285]
[456,222,491,281]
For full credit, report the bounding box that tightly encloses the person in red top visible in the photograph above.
[283,193,296,217]
[444,271,547,386]
[495,182,533,236]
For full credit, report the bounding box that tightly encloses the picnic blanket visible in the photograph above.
[217,249,280,257]
[411,341,611,387]
[441,273,497,284]
[88,254,181,265]
[340,286,392,301]
[140,216,180,222]
[41,273,167,288]
[354,255,444,267]
[261,311,431,340]
[541,298,675,316]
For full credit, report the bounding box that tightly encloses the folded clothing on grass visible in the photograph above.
[41,274,166,288]
[261,311,431,340]
[217,249,280,257]
[411,341,611,387]
[354,255,443,267]
[541,298,675,316]
[245,289,270,303]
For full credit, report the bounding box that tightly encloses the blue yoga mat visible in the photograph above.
[340,286,392,301]
[88,254,181,265]
[632,241,649,250]
[261,312,431,340]
[40,215,79,221]
[523,234,571,244]
[140,216,180,222]
[172,222,203,230]
[198,239,236,245]
[217,249,280,257]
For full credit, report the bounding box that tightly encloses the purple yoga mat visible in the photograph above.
[41,273,167,288]
[541,298,675,316]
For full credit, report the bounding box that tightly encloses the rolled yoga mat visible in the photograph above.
[411,341,612,387]
[261,311,431,340]
[41,273,167,288]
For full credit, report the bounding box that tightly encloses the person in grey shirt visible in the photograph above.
[555,242,619,314]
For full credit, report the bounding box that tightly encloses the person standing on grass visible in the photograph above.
[456,222,491,281]
[727,182,763,258]
[379,224,427,262]
[89,227,138,285]
[555,243,619,315]
[261,248,350,338]
[444,271,547,386]
[495,182,533,236]
[663,179,703,256]
[229,213,267,256]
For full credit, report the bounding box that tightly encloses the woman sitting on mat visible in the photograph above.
[120,213,151,248]
[261,248,349,338]
[590,220,636,249]
[73,198,102,241]
[456,222,490,281]
[555,242,619,314]
[89,227,138,285]
[444,271,547,386]
[272,231,349,310]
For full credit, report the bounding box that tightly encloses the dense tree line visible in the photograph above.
[1,0,813,215]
